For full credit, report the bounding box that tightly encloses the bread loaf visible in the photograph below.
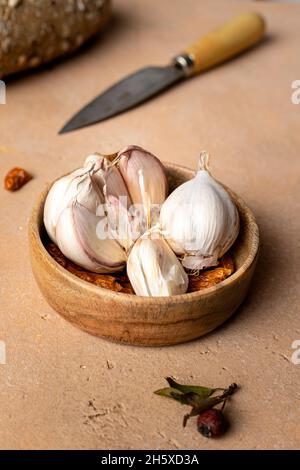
[0,0,111,78]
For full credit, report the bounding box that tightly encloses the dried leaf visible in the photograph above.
[154,387,184,401]
[166,377,219,398]
[171,392,210,407]
[155,380,239,428]
[154,388,210,408]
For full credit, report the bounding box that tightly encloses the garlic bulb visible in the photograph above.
[127,232,188,297]
[160,152,239,270]
[44,154,127,273]
[56,201,126,273]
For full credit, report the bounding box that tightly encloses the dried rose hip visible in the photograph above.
[197,409,227,438]
[4,167,32,191]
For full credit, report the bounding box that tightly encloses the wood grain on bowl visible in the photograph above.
[28,163,259,346]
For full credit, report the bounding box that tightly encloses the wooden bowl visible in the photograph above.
[28,163,259,346]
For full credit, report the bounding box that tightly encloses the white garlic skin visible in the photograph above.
[127,235,188,297]
[84,153,130,203]
[55,201,126,273]
[84,153,106,170]
[44,169,92,244]
[44,153,127,273]
[84,152,136,251]
[44,154,109,244]
[160,168,239,270]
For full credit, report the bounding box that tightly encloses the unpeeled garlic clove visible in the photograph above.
[127,232,188,297]
[43,165,103,244]
[44,153,117,245]
[160,152,240,270]
[117,145,168,206]
[56,201,126,273]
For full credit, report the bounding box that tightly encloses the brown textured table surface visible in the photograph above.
[0,0,299,450]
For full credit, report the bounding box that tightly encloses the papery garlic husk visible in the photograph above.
[127,231,188,297]
[44,153,127,272]
[84,153,127,198]
[160,152,240,270]
[84,153,139,251]
[56,200,126,273]
[44,160,105,244]
[84,153,107,170]
[117,145,168,226]
[103,163,136,252]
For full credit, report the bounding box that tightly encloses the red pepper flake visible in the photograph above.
[4,167,32,191]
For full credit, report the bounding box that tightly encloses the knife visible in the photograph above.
[60,12,265,134]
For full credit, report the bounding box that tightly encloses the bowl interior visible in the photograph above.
[33,162,259,301]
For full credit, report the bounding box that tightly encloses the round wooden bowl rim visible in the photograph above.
[29,162,259,305]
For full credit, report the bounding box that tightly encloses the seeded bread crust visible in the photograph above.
[0,0,111,78]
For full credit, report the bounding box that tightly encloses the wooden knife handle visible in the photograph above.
[180,12,265,75]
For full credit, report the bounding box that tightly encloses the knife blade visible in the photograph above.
[60,12,265,134]
[60,65,184,134]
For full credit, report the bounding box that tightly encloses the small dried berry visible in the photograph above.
[4,167,32,191]
[197,409,227,438]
